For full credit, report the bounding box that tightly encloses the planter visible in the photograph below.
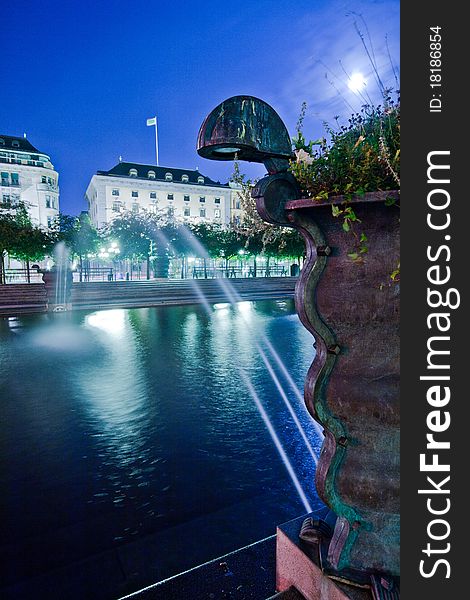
[257,185,400,580]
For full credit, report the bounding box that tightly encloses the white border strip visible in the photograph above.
[117,534,276,599]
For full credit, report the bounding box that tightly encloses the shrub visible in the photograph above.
[290,96,400,199]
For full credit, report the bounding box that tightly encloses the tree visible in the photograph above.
[0,213,18,284]
[230,161,280,276]
[11,226,52,282]
[51,213,101,281]
[72,213,101,281]
[278,228,305,264]
[0,203,52,283]
[104,210,166,279]
[213,225,243,273]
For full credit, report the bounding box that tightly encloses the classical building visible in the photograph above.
[85,161,241,229]
[0,135,60,228]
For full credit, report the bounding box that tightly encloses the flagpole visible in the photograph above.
[154,118,159,166]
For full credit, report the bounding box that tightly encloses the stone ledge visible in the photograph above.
[276,514,373,600]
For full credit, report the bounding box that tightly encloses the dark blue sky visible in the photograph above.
[2,0,399,215]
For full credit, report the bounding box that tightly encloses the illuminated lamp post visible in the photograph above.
[197,96,400,599]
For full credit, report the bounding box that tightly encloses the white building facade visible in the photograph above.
[86,162,241,229]
[0,135,60,228]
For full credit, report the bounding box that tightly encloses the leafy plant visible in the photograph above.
[290,96,400,267]
[0,203,52,283]
[290,96,400,200]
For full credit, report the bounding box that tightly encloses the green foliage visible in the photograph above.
[189,222,221,258]
[104,211,163,260]
[0,203,53,282]
[229,162,306,260]
[50,213,101,261]
[1,203,52,262]
[291,97,400,265]
[0,213,20,255]
[190,222,242,260]
[290,97,400,199]
[0,212,20,284]
[230,161,281,256]
[10,226,51,264]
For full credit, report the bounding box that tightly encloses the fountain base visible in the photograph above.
[276,512,398,600]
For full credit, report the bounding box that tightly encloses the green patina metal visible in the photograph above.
[197,95,293,166]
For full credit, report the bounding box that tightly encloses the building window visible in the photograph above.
[45,195,51,208]
[1,172,8,186]
[0,139,4,146]
[129,168,138,177]
[199,196,205,203]
[184,207,190,217]
[197,176,204,184]
[112,189,120,196]
[168,206,174,218]
[167,193,174,201]
[215,197,221,204]
[149,203,158,213]
[150,192,157,199]
[132,191,139,197]
[47,216,53,227]
[200,208,206,217]
[112,202,121,212]
[132,203,139,212]
[183,195,190,202]
[214,208,221,218]
[42,175,47,184]
[235,200,241,210]
[148,170,156,179]
[165,172,173,182]
[11,194,20,206]
[12,141,19,148]
[181,174,189,183]
[52,197,57,209]
[2,194,10,207]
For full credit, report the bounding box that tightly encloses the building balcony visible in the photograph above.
[0,157,22,165]
[0,156,53,169]
[37,183,58,191]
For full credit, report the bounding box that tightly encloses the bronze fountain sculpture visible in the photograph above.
[198,96,400,600]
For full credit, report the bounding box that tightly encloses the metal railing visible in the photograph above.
[187,265,290,279]
[73,267,115,282]
[1,269,44,284]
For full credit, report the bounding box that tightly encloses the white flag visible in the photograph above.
[147,117,156,126]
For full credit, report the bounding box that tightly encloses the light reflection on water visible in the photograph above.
[0,299,323,590]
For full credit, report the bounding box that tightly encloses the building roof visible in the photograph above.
[0,135,43,154]
[96,162,229,188]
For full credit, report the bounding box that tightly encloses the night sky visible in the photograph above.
[2,0,399,216]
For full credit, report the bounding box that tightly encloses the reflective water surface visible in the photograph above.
[0,300,323,598]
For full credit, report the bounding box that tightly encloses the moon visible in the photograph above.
[348,72,367,92]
